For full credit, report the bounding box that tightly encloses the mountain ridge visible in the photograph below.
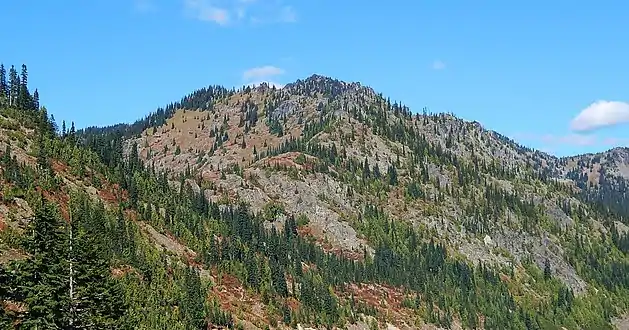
[3,65,629,329]
[80,74,626,161]
[106,74,629,280]
[83,73,629,264]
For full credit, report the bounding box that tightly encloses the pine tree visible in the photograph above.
[36,129,51,171]
[8,65,18,107]
[388,165,398,185]
[246,252,260,289]
[68,196,127,328]
[181,267,207,329]
[32,88,39,110]
[0,64,7,104]
[544,258,552,280]
[362,157,370,180]
[114,205,128,256]
[69,121,76,145]
[0,264,18,327]
[19,65,27,89]
[18,64,31,110]
[270,259,288,297]
[48,113,57,136]
[18,198,70,328]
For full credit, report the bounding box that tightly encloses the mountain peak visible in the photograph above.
[4,63,629,329]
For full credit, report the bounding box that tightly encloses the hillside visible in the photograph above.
[2,65,629,329]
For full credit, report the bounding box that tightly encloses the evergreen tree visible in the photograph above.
[33,88,39,110]
[544,258,552,280]
[114,205,129,256]
[181,267,207,329]
[36,130,50,171]
[18,198,70,328]
[68,196,127,328]
[0,64,7,104]
[270,259,288,297]
[362,157,370,180]
[8,65,18,107]
[19,64,27,89]
[0,264,17,327]
[246,251,260,289]
[387,164,398,185]
[69,121,76,145]
[18,64,31,110]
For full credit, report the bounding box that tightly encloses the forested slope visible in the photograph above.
[2,64,629,329]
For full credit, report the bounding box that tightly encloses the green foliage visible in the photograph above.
[263,201,285,222]
[0,196,127,328]
[267,118,284,137]
[295,153,306,165]
[2,64,629,329]
[296,214,310,227]
[405,180,423,200]
[0,64,233,328]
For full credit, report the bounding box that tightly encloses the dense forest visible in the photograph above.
[1,64,629,329]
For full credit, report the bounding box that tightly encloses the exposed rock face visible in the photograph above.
[85,74,629,327]
[114,80,629,298]
[270,100,302,120]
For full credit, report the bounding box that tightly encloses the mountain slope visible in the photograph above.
[3,65,629,329]
[1,65,454,330]
[93,74,629,328]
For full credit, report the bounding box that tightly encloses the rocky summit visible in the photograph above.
[2,67,629,329]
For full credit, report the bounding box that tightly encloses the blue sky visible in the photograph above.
[2,1,628,156]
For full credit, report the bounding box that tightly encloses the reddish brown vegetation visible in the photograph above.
[322,243,364,261]
[346,283,406,309]
[38,187,71,221]
[111,265,139,279]
[0,249,27,265]
[262,152,302,169]
[33,158,132,223]
[259,152,317,172]
[99,182,128,205]
[343,282,416,324]
[2,300,28,314]
[210,270,270,325]
[286,297,301,311]
[50,160,69,176]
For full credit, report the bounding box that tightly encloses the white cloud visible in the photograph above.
[243,65,284,81]
[570,100,629,132]
[242,65,285,89]
[184,0,230,25]
[432,60,446,70]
